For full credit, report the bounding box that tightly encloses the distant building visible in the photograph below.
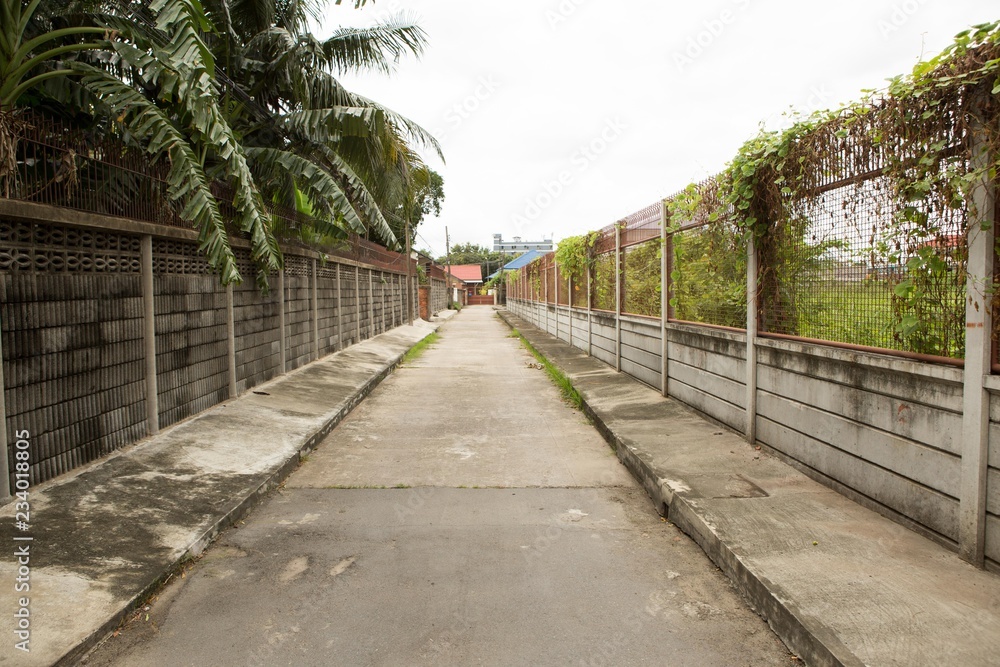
[449,264,484,299]
[486,249,547,281]
[493,234,553,254]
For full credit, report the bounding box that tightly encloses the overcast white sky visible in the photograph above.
[319,1,997,258]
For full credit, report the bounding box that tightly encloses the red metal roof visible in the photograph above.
[449,264,483,283]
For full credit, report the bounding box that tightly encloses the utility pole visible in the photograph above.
[445,226,452,306]
[405,216,413,326]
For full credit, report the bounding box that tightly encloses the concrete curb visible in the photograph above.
[497,310,857,667]
[61,322,445,667]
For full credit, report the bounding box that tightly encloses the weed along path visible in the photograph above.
[86,307,792,666]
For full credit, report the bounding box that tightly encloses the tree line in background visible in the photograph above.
[0,0,443,288]
[433,242,505,278]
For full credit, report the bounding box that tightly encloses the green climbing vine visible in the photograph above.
[665,21,1000,356]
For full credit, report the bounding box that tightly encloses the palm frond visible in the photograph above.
[322,14,427,74]
[74,62,243,283]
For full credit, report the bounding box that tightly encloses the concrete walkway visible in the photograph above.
[0,315,446,666]
[499,310,1000,667]
[83,305,790,666]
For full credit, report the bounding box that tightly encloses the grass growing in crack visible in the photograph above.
[507,327,585,411]
[402,332,440,364]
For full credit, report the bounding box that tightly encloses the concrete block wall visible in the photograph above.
[756,339,963,549]
[507,296,973,561]
[153,239,230,429]
[372,272,385,335]
[0,219,147,484]
[666,324,746,432]
[339,266,359,348]
[316,263,340,355]
[430,278,447,314]
[619,316,662,390]
[0,215,411,489]
[359,268,374,340]
[233,253,281,393]
[986,390,1000,568]
[284,256,313,372]
[589,312,617,368]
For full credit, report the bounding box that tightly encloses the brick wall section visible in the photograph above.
[1,219,146,484]
[153,240,229,429]
[419,285,430,320]
[284,256,313,371]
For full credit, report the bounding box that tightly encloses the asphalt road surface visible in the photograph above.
[84,307,792,666]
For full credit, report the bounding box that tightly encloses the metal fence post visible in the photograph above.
[660,200,669,397]
[615,222,622,373]
[746,236,759,444]
[141,235,159,435]
[959,120,996,567]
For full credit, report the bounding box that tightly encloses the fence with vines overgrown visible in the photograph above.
[510,23,1000,364]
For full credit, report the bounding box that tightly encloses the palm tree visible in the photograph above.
[204,0,442,248]
[1,0,441,287]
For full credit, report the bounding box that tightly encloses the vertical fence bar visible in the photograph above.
[959,121,996,566]
[615,222,622,372]
[278,269,286,373]
[141,235,159,435]
[660,200,669,397]
[0,316,9,500]
[745,236,759,444]
[226,282,237,399]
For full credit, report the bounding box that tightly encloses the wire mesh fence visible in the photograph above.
[511,133,977,361]
[667,178,747,329]
[756,107,969,358]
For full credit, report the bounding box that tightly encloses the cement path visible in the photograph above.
[85,307,792,666]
